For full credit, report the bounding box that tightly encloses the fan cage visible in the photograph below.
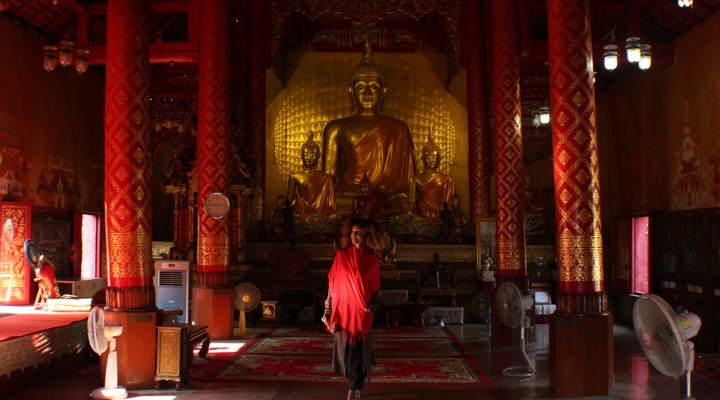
[633,294,689,378]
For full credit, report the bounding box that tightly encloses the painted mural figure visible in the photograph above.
[322,35,417,216]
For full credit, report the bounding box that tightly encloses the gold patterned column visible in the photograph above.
[104,0,153,310]
[548,0,606,315]
[548,0,611,396]
[246,0,267,215]
[196,0,231,288]
[492,0,526,283]
[462,0,492,219]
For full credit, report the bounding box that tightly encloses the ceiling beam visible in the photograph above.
[86,41,200,65]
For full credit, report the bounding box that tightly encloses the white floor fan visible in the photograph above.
[233,283,261,338]
[495,282,536,379]
[633,294,702,400]
[87,306,127,399]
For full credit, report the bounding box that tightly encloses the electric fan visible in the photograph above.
[471,291,492,341]
[233,283,261,338]
[87,306,127,399]
[495,282,535,378]
[633,294,702,400]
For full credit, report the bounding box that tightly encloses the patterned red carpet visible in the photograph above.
[189,325,490,386]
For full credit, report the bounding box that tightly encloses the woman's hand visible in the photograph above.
[322,313,335,333]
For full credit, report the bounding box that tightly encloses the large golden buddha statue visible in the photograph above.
[287,131,337,222]
[410,131,456,223]
[322,36,417,215]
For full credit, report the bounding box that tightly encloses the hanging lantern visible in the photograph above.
[58,40,74,67]
[625,37,642,63]
[603,44,618,71]
[75,48,90,74]
[539,106,551,125]
[43,45,58,72]
[638,44,652,70]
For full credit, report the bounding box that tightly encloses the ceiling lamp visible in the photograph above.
[42,41,90,74]
[603,44,618,71]
[43,45,58,72]
[58,40,74,67]
[538,106,551,125]
[75,48,90,74]
[678,0,693,7]
[626,37,642,63]
[638,44,652,70]
[531,110,541,128]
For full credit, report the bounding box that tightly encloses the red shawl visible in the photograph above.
[328,245,380,345]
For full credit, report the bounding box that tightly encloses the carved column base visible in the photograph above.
[192,287,233,340]
[105,286,154,311]
[104,310,157,390]
[555,291,607,315]
[550,313,613,397]
[196,271,230,288]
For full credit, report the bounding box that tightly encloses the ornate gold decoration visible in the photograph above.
[272,59,456,181]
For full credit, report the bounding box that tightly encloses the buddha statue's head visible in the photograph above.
[300,131,320,170]
[421,131,442,172]
[349,34,387,113]
[359,171,372,195]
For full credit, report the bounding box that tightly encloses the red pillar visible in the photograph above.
[547,0,611,396]
[104,0,156,389]
[246,0,268,215]
[492,0,527,284]
[462,0,491,219]
[104,0,153,311]
[196,0,231,288]
[194,0,233,340]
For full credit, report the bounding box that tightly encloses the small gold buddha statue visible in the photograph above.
[287,131,337,222]
[449,195,466,244]
[352,172,385,220]
[410,131,456,223]
[322,34,417,216]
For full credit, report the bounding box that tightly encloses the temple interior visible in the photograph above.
[1,0,720,399]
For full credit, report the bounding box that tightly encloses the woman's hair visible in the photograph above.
[339,216,386,254]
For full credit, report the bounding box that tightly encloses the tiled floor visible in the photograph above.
[7,323,684,400]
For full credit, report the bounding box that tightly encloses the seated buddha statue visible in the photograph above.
[286,131,337,222]
[322,35,417,216]
[410,131,456,223]
[352,172,385,221]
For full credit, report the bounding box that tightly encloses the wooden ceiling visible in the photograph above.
[1,0,717,165]
[1,0,718,95]
[2,0,718,81]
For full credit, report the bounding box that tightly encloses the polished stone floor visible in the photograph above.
[7,323,684,400]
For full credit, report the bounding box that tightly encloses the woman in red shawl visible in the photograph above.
[323,216,384,399]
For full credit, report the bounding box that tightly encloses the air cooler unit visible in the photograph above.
[154,261,190,323]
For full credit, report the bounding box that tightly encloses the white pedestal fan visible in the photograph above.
[495,282,535,379]
[87,306,127,399]
[633,294,702,400]
[233,283,261,338]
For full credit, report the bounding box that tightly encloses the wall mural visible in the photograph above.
[672,100,707,209]
[710,74,720,205]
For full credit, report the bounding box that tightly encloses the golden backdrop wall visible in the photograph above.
[264,51,468,220]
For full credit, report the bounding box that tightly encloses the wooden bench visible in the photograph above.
[188,324,210,361]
